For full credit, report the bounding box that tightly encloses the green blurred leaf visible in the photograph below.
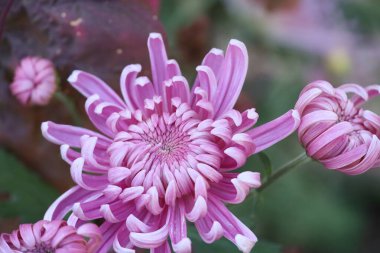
[0,149,59,222]
[160,0,217,43]
[253,241,282,253]
[258,152,272,180]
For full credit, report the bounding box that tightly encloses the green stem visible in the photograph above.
[258,152,311,192]
[54,91,82,126]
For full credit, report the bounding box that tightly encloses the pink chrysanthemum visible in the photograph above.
[0,220,101,253]
[41,33,299,253]
[10,56,57,106]
[296,80,380,175]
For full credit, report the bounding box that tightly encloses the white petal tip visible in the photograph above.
[67,70,81,83]
[229,39,247,51]
[122,64,142,73]
[247,108,258,119]
[41,121,49,133]
[210,48,224,55]
[235,234,256,253]
[149,32,163,40]
[173,238,192,253]
[85,94,100,111]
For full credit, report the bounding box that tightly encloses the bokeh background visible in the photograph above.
[1,0,380,252]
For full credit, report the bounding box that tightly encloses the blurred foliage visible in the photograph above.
[340,0,380,35]
[0,149,58,223]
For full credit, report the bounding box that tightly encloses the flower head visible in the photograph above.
[0,220,101,253]
[296,80,380,175]
[10,56,57,106]
[42,33,299,253]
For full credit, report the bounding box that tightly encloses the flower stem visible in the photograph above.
[258,152,311,192]
[54,91,83,126]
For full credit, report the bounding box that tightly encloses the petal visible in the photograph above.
[68,70,125,107]
[247,110,300,154]
[207,197,257,252]
[19,224,36,248]
[151,242,171,253]
[298,110,338,137]
[76,223,102,253]
[120,64,142,110]
[41,121,111,148]
[44,186,91,221]
[192,65,217,104]
[213,40,248,118]
[352,84,380,106]
[339,83,368,101]
[307,122,353,156]
[195,218,224,244]
[341,136,380,175]
[148,33,169,96]
[321,144,367,169]
[85,94,122,137]
[169,203,191,253]
[201,48,224,76]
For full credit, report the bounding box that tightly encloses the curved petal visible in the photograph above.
[41,121,111,148]
[207,197,257,253]
[148,33,169,96]
[68,70,125,107]
[44,186,91,221]
[213,40,248,118]
[247,110,300,154]
[169,203,191,253]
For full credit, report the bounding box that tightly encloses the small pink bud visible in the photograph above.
[296,81,380,175]
[10,56,57,106]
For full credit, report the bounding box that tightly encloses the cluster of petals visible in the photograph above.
[41,33,300,253]
[296,80,380,175]
[0,220,101,253]
[10,56,57,106]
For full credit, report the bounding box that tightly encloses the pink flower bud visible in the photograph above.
[10,56,57,106]
[296,80,380,175]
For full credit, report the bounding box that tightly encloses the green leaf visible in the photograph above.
[258,152,272,180]
[0,149,59,222]
[253,241,282,253]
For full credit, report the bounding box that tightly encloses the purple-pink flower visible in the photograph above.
[296,80,380,175]
[0,220,101,253]
[41,33,299,253]
[10,56,57,106]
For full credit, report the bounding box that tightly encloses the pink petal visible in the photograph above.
[148,33,169,96]
[247,110,300,154]
[68,70,125,107]
[41,121,111,147]
[213,40,248,118]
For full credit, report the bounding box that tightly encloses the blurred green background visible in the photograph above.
[2,0,380,252]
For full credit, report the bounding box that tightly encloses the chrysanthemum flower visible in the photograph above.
[0,220,101,253]
[42,33,299,253]
[296,80,380,175]
[10,56,57,106]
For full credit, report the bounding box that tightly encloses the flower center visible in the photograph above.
[26,244,54,253]
[106,102,223,200]
[138,116,191,158]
